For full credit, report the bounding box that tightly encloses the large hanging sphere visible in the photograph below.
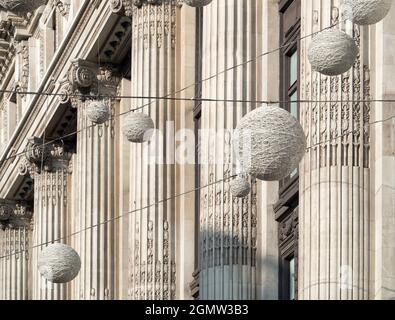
[38,244,81,284]
[86,101,110,125]
[308,28,358,76]
[230,176,251,198]
[122,112,155,143]
[0,0,46,13]
[184,0,213,7]
[234,105,307,181]
[343,0,392,25]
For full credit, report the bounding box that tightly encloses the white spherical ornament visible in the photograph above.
[343,0,392,25]
[184,0,213,7]
[38,244,81,284]
[122,112,155,143]
[0,0,46,13]
[308,28,358,76]
[86,101,110,124]
[234,105,307,181]
[230,176,251,198]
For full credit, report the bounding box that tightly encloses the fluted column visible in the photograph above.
[19,138,73,300]
[111,0,178,300]
[0,203,32,300]
[299,0,370,300]
[199,0,260,300]
[60,60,121,300]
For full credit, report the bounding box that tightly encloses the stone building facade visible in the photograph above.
[0,0,394,300]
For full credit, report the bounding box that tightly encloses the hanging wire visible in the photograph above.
[0,112,394,261]
[0,19,379,167]
[0,22,342,105]
[0,174,237,260]
[0,20,394,260]
[0,100,395,166]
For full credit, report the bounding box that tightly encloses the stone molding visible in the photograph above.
[0,201,32,230]
[59,59,121,107]
[18,136,73,176]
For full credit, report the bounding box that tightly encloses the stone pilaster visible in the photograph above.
[60,59,121,300]
[111,0,179,300]
[198,0,260,300]
[0,202,32,300]
[19,137,73,300]
[298,0,371,300]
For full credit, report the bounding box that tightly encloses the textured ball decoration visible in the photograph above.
[184,0,213,7]
[343,0,392,25]
[122,112,155,143]
[234,105,307,181]
[38,243,81,284]
[308,28,358,76]
[0,0,46,13]
[230,176,251,198]
[86,100,110,124]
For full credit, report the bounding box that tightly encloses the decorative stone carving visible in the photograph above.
[110,0,181,14]
[0,0,46,13]
[15,40,29,97]
[0,204,12,221]
[53,0,70,17]
[0,202,32,230]
[18,136,73,176]
[59,59,121,107]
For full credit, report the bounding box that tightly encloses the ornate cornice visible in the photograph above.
[0,10,36,90]
[0,202,32,230]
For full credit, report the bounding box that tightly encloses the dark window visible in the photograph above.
[276,0,301,301]
[190,6,204,300]
[279,0,301,191]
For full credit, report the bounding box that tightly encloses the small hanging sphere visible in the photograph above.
[0,0,46,13]
[86,101,110,124]
[184,0,213,7]
[343,0,392,25]
[234,105,306,181]
[38,243,81,284]
[122,112,155,143]
[230,176,251,198]
[308,28,358,76]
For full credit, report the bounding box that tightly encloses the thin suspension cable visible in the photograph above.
[0,103,394,165]
[0,175,236,260]
[0,113,394,260]
[0,22,341,105]
[1,88,395,105]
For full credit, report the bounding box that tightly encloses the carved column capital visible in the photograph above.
[110,0,182,17]
[18,136,73,177]
[59,59,121,107]
[0,202,32,230]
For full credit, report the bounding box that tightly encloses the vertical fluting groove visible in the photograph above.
[200,0,257,300]
[300,0,370,300]
[128,1,178,300]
